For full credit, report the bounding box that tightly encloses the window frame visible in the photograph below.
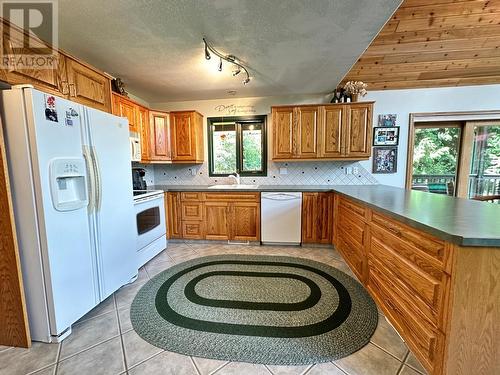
[208,115,267,177]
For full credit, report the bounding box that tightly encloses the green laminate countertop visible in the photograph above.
[153,184,500,247]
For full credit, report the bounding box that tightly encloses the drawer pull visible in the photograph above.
[388,227,402,237]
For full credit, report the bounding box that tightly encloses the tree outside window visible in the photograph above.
[208,116,267,177]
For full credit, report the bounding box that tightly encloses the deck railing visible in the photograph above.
[412,174,500,199]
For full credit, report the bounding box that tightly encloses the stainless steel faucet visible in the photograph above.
[229,172,240,185]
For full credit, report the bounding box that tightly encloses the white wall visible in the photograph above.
[362,84,500,187]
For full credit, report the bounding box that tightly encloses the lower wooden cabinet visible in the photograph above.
[166,192,260,241]
[302,192,333,244]
[331,195,499,375]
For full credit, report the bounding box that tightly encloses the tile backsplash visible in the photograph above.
[143,161,378,186]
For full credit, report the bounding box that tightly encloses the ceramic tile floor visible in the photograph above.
[0,242,429,375]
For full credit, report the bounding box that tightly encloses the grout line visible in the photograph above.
[263,364,274,374]
[114,294,129,373]
[396,351,411,375]
[332,363,348,374]
[57,334,121,363]
[208,361,229,375]
[189,356,202,375]
[53,341,62,375]
[126,350,165,372]
[370,341,408,363]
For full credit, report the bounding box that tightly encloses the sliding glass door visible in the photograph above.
[407,120,500,203]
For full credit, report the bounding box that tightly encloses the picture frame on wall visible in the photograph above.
[378,114,397,127]
[373,126,399,146]
[372,147,397,174]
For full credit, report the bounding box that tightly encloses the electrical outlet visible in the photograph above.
[353,167,359,175]
[191,168,196,176]
[345,167,353,175]
[279,167,288,175]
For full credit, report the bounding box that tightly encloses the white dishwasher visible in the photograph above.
[261,192,302,245]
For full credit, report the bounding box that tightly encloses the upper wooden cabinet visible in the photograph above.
[271,102,373,160]
[136,106,149,161]
[149,111,171,162]
[0,19,112,113]
[112,93,138,132]
[345,103,372,158]
[169,111,204,163]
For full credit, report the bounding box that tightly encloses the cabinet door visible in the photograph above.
[272,107,295,159]
[170,112,196,161]
[345,103,372,158]
[319,106,344,158]
[136,106,149,161]
[65,58,111,113]
[1,24,68,97]
[317,193,334,243]
[166,193,181,239]
[149,111,171,161]
[302,193,318,243]
[118,99,137,132]
[230,202,260,241]
[205,201,230,240]
[295,107,319,158]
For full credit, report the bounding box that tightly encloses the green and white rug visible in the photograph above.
[130,254,378,365]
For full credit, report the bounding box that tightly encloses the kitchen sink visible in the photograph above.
[208,184,259,189]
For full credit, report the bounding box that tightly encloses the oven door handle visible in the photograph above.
[134,194,163,204]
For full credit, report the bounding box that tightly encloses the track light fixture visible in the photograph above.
[203,38,251,85]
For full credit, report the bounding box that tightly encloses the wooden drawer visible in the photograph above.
[181,202,203,221]
[338,197,367,222]
[203,192,260,202]
[367,263,444,374]
[369,236,447,325]
[180,192,202,201]
[337,228,365,280]
[371,211,446,265]
[338,213,365,246]
[182,221,204,239]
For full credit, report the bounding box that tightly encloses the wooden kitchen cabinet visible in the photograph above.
[302,192,334,244]
[148,111,171,162]
[166,192,260,241]
[295,106,319,158]
[344,103,372,158]
[112,93,138,132]
[272,107,295,159]
[205,201,231,240]
[1,19,112,113]
[271,102,373,161]
[231,201,260,241]
[170,111,204,163]
[166,192,182,239]
[136,106,150,161]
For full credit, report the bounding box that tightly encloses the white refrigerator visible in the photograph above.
[0,86,138,342]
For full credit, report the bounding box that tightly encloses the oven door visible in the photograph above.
[135,194,166,251]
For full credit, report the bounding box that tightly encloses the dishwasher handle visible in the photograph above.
[261,193,302,201]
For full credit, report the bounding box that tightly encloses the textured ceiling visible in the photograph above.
[58,0,401,102]
[343,0,500,90]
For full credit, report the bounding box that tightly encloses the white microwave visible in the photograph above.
[130,133,141,162]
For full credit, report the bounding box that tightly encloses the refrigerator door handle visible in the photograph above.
[91,146,103,212]
[83,146,96,212]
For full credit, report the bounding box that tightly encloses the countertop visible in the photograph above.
[152,184,500,247]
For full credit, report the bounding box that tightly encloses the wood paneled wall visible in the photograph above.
[343,0,500,90]
[0,121,30,347]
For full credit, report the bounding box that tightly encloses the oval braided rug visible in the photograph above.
[130,254,378,365]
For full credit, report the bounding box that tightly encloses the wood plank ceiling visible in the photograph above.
[342,0,500,90]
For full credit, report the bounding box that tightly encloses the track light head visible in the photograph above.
[243,77,250,85]
[204,40,211,60]
[218,58,223,72]
[232,66,241,76]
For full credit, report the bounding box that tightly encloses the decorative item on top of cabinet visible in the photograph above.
[169,111,204,163]
[302,192,334,244]
[271,102,373,161]
[148,111,171,162]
